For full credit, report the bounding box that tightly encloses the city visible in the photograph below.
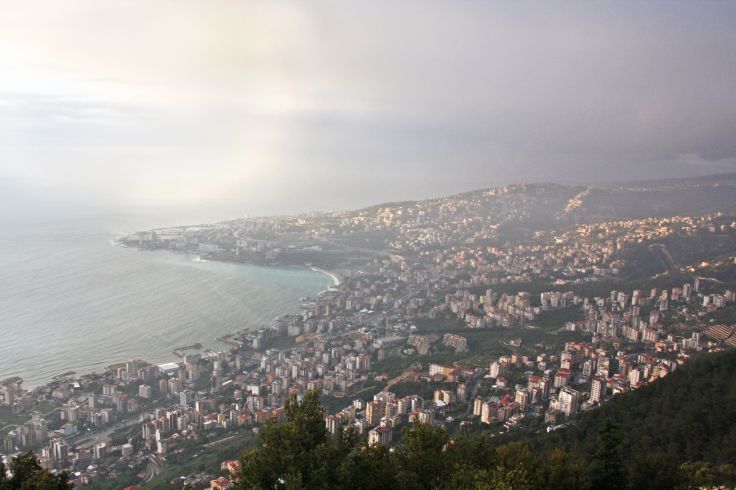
[2,2,736,487]
[2,176,735,488]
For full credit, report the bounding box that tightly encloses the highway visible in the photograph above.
[142,454,164,484]
[69,416,141,449]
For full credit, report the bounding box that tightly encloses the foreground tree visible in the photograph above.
[587,421,626,490]
[236,391,337,489]
[395,422,450,490]
[0,451,69,490]
[532,448,585,490]
[234,386,735,489]
[335,439,399,490]
[680,461,736,489]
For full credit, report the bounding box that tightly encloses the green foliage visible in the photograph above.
[0,451,69,490]
[618,229,736,279]
[413,317,466,333]
[531,306,584,331]
[396,423,450,489]
[234,352,736,489]
[500,350,736,489]
[108,424,139,446]
[535,449,585,490]
[524,351,736,465]
[680,461,736,489]
[319,385,382,415]
[587,421,625,490]
[235,392,587,490]
[335,440,399,490]
[236,391,337,489]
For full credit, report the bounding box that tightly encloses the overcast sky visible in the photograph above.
[1,1,735,220]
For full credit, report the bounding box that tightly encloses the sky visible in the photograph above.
[1,1,735,221]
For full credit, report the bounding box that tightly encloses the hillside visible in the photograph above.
[501,349,736,488]
[125,172,736,278]
[317,173,736,258]
[339,172,736,227]
[226,351,736,490]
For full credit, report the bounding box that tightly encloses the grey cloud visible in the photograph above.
[1,1,735,217]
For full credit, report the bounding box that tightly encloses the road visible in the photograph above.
[461,372,484,418]
[69,416,141,449]
[382,364,422,392]
[143,454,164,484]
[649,243,679,269]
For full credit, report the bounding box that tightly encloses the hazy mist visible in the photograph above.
[2,1,735,220]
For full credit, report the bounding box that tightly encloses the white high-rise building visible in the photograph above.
[558,387,579,417]
[591,376,606,404]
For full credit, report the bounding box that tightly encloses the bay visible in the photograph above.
[0,217,329,387]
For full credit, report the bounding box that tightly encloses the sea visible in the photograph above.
[0,215,331,388]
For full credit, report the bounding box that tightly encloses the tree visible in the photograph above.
[627,452,682,489]
[487,464,533,490]
[396,423,449,489]
[587,421,626,490]
[0,460,7,490]
[335,441,399,490]
[681,461,736,489]
[21,470,70,490]
[2,452,68,490]
[445,434,495,475]
[230,353,736,490]
[535,448,585,490]
[236,390,336,489]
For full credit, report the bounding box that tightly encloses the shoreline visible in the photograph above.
[15,242,342,391]
[309,266,341,287]
[117,236,343,283]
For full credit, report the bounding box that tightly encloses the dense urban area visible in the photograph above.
[2,174,736,489]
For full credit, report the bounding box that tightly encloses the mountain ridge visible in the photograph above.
[217,173,736,226]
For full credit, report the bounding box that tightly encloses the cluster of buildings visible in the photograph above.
[467,278,734,429]
[444,289,583,328]
[3,182,735,487]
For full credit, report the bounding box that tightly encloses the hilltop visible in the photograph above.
[121,172,736,276]
[332,172,736,227]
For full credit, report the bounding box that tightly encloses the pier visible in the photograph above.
[173,343,203,358]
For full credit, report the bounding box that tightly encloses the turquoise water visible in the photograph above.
[0,218,329,387]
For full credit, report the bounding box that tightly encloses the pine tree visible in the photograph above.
[587,421,626,490]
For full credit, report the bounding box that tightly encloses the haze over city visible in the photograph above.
[2,1,736,220]
[2,3,736,489]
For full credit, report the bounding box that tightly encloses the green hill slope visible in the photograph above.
[502,350,736,488]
